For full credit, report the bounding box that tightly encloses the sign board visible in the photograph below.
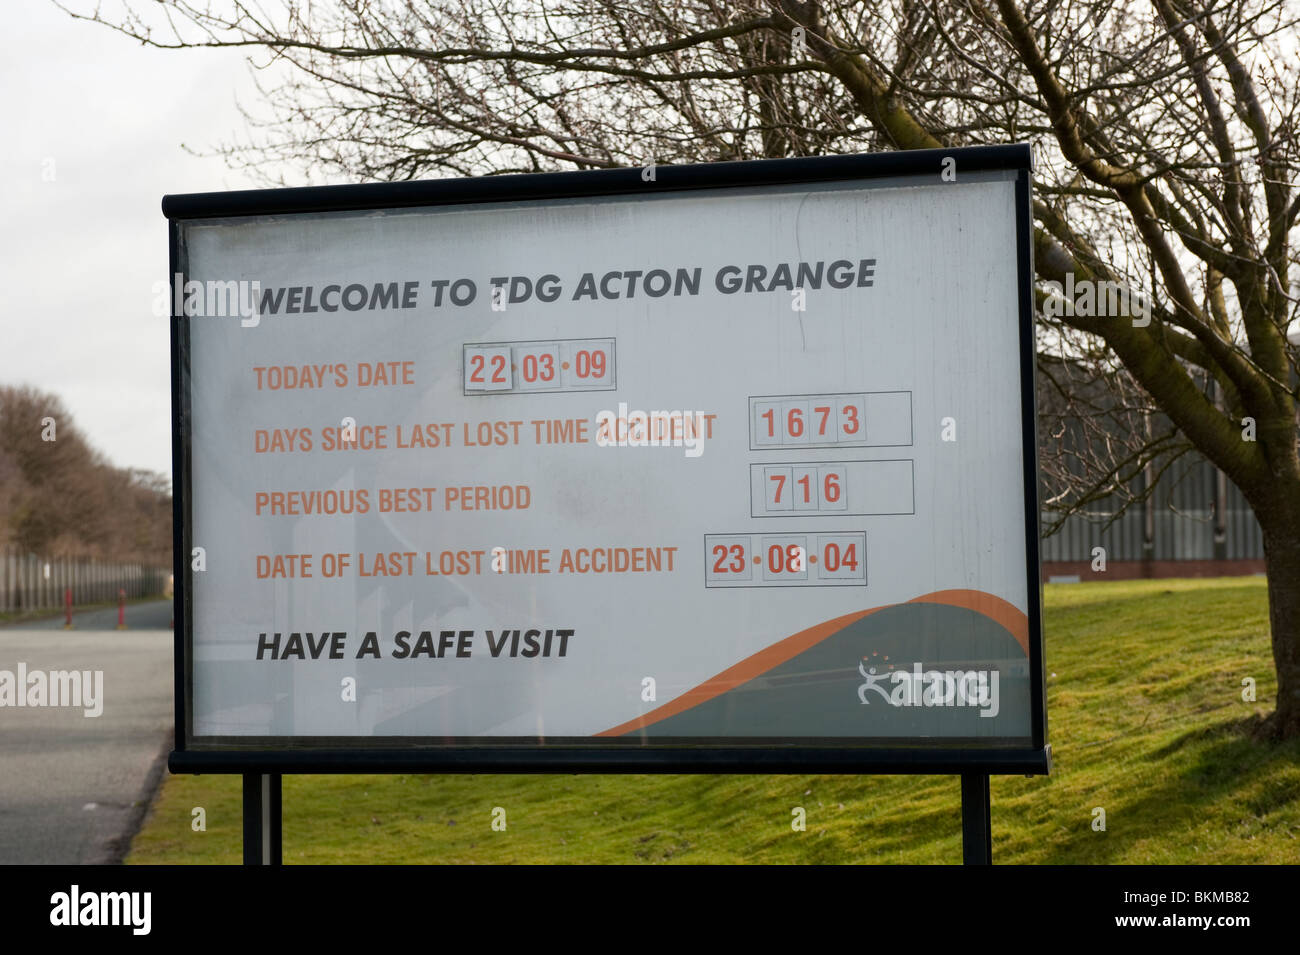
[167,146,1048,774]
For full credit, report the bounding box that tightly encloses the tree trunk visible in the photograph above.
[1260,503,1300,739]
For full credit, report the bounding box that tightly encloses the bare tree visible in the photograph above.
[64,0,1300,736]
[0,385,173,565]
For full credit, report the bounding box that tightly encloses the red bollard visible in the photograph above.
[64,587,73,630]
[116,588,127,630]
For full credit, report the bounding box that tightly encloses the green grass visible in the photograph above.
[128,576,1300,864]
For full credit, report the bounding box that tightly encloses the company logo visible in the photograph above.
[857,659,1000,718]
[0,664,103,717]
[50,885,150,935]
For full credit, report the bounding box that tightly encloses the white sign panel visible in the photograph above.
[170,149,1046,767]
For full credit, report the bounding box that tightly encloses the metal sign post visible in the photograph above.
[961,773,993,865]
[242,774,281,865]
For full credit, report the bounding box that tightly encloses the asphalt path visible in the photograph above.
[13,598,174,632]
[0,599,173,863]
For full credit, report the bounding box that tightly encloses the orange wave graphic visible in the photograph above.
[596,589,1028,737]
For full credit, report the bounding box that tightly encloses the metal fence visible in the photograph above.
[1041,453,1265,562]
[0,550,170,613]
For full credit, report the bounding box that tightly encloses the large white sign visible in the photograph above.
[172,152,1044,757]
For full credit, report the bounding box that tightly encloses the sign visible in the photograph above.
[167,146,1048,773]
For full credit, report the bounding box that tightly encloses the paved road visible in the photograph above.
[10,598,174,632]
[0,611,173,864]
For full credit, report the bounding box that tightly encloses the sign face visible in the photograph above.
[168,146,1048,773]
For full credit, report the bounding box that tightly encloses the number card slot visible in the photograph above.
[764,466,793,512]
[512,343,561,392]
[781,400,810,445]
[818,465,846,512]
[464,345,513,392]
[561,339,616,390]
[808,402,837,442]
[705,535,753,584]
[464,338,616,395]
[753,400,783,447]
[747,392,912,449]
[838,396,865,443]
[814,534,866,582]
[761,535,809,582]
[704,532,866,588]
[792,465,819,511]
[749,460,914,517]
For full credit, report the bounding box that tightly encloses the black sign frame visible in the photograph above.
[166,144,1050,776]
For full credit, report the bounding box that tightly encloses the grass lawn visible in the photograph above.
[128,577,1300,864]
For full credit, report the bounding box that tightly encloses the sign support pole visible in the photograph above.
[960,772,992,865]
[242,773,282,865]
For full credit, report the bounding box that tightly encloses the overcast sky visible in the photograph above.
[2,3,275,479]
